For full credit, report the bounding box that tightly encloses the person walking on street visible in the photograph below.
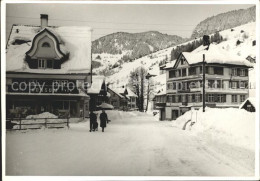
[100,109,108,132]
[89,111,97,132]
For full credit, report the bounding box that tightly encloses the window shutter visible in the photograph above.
[245,69,248,76]
[237,81,239,88]
[205,94,208,102]
[223,95,226,102]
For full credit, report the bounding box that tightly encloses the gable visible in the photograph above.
[26,28,65,59]
[173,53,189,69]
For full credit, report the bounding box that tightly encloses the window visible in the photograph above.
[240,69,245,76]
[172,95,175,103]
[188,95,192,103]
[167,83,171,90]
[216,80,221,88]
[214,67,224,75]
[231,81,238,89]
[42,42,50,47]
[240,95,246,103]
[168,95,172,103]
[181,95,186,102]
[195,94,201,103]
[172,82,176,90]
[208,67,214,75]
[189,67,196,76]
[217,94,226,103]
[208,80,215,89]
[175,69,181,77]
[231,68,237,76]
[38,59,45,69]
[240,81,246,88]
[169,70,175,78]
[182,69,187,77]
[47,60,53,68]
[175,95,179,103]
[208,94,214,102]
[232,95,237,103]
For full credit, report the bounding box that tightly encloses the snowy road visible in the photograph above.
[6,111,254,176]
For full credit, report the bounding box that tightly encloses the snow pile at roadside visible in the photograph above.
[26,112,58,119]
[173,107,255,150]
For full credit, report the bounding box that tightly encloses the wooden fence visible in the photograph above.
[6,117,70,130]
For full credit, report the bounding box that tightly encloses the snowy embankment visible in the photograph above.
[173,108,255,151]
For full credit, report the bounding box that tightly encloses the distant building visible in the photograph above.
[162,43,252,120]
[107,87,137,111]
[239,97,256,112]
[6,14,92,119]
[153,88,166,120]
[87,76,109,113]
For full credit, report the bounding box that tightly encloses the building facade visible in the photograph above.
[161,44,252,120]
[107,87,137,111]
[6,14,92,119]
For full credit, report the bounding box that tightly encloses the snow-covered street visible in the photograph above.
[6,111,254,176]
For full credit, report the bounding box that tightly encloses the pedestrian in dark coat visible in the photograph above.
[100,109,108,132]
[89,111,97,132]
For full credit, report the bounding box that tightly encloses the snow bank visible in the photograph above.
[94,110,145,122]
[26,112,58,119]
[173,107,255,150]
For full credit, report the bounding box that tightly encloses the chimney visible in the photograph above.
[203,35,210,46]
[40,14,48,29]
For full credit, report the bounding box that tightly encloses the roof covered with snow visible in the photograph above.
[6,25,92,74]
[108,87,125,99]
[87,76,105,94]
[181,44,253,67]
[126,87,138,98]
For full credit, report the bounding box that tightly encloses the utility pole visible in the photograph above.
[203,54,206,112]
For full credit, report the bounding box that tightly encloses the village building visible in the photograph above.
[161,43,253,120]
[107,87,137,111]
[239,97,256,112]
[153,87,166,120]
[6,14,92,119]
[87,76,109,112]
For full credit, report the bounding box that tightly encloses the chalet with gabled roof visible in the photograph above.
[6,14,92,119]
[161,43,253,120]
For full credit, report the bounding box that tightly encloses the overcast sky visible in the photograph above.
[6,3,254,40]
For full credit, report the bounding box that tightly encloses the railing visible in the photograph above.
[6,117,70,130]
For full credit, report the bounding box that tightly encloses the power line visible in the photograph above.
[6,15,197,26]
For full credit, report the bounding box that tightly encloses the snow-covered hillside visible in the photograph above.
[103,22,256,96]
